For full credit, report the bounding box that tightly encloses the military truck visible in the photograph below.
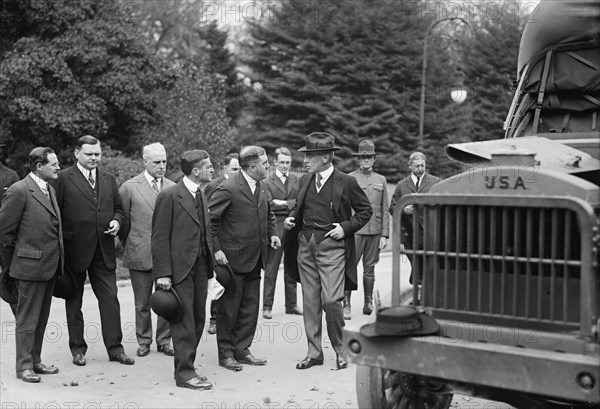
[342,1,599,408]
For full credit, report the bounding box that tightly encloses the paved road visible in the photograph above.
[0,253,513,408]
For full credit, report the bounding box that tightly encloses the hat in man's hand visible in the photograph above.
[359,306,439,338]
[352,139,377,156]
[53,265,77,300]
[213,264,236,293]
[150,288,184,323]
[297,132,342,152]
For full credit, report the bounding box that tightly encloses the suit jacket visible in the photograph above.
[389,172,441,245]
[204,174,226,200]
[285,168,372,290]
[151,181,214,284]
[52,165,124,272]
[0,175,64,281]
[119,173,175,270]
[349,170,389,237]
[0,163,19,208]
[209,171,277,273]
[265,171,300,218]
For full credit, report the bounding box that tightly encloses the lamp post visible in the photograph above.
[418,17,471,149]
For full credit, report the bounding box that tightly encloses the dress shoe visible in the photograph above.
[16,369,41,383]
[236,354,267,366]
[207,321,217,335]
[177,376,213,390]
[136,344,150,357]
[296,357,323,370]
[109,352,135,365]
[33,363,59,375]
[72,353,86,366]
[285,306,303,315]
[336,354,348,370]
[158,344,175,356]
[218,357,243,372]
[262,309,272,319]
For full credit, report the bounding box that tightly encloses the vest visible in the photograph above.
[302,177,336,243]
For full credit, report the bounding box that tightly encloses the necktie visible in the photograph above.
[254,183,260,200]
[415,176,420,190]
[316,174,323,190]
[42,186,50,201]
[88,170,95,187]
[281,174,287,186]
[152,178,160,194]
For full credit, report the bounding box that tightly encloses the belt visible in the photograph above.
[303,221,334,231]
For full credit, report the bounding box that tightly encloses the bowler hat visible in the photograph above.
[352,139,377,156]
[359,306,439,338]
[150,288,184,323]
[297,132,342,152]
[213,264,236,293]
[53,265,77,299]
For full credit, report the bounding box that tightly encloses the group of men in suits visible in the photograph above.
[0,132,441,388]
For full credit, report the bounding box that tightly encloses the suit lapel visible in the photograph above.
[176,182,200,225]
[69,166,96,205]
[330,169,344,213]
[234,172,257,205]
[296,173,314,218]
[25,175,56,216]
[271,174,287,196]
[135,173,156,210]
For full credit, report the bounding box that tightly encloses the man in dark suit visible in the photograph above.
[52,135,134,367]
[0,147,63,383]
[203,152,239,335]
[262,147,302,319]
[389,151,441,284]
[152,149,215,390]
[209,146,279,372]
[283,132,372,370]
[119,142,175,358]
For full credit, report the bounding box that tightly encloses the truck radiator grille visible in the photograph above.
[409,203,583,331]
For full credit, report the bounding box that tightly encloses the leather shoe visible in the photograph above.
[72,353,86,366]
[236,354,267,366]
[296,357,323,370]
[109,352,135,365]
[177,376,212,390]
[16,369,41,383]
[33,363,59,375]
[158,344,174,356]
[262,309,272,319]
[207,321,217,335]
[285,306,303,315]
[336,354,348,370]
[218,357,243,372]
[136,344,150,357]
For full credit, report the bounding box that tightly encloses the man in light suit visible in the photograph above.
[152,149,214,390]
[203,152,239,335]
[348,139,389,318]
[52,135,134,367]
[389,151,441,284]
[0,147,63,383]
[283,132,372,371]
[209,146,280,372]
[119,143,175,358]
[262,147,302,319]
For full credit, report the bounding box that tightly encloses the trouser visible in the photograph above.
[354,234,381,284]
[171,255,209,384]
[263,218,298,309]
[216,260,261,360]
[129,269,170,347]
[297,234,345,360]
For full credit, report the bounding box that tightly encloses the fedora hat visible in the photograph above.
[213,264,236,293]
[150,288,184,323]
[53,265,77,300]
[297,132,342,152]
[359,306,439,338]
[352,139,377,156]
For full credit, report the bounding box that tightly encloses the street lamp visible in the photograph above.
[418,17,472,149]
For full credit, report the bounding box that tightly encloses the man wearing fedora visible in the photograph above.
[119,142,175,358]
[348,139,389,318]
[284,132,372,370]
[152,149,215,390]
[0,147,63,383]
[262,146,302,320]
[389,151,441,284]
[209,145,279,372]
